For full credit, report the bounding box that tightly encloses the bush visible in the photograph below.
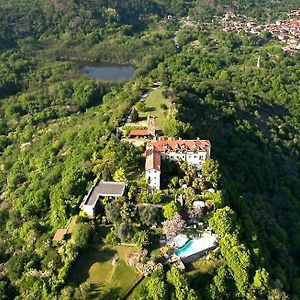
[132,231,150,249]
[136,102,146,112]
[104,231,119,245]
[73,222,92,249]
[160,103,168,110]
[117,223,133,243]
[163,201,180,220]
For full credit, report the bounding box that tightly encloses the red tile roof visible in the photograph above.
[53,229,67,241]
[129,129,152,137]
[145,148,161,171]
[147,139,210,152]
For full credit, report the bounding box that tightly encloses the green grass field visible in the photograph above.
[187,256,218,276]
[136,88,171,132]
[69,244,141,299]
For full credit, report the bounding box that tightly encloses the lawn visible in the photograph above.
[187,255,219,276]
[186,254,220,292]
[136,88,171,132]
[69,244,141,299]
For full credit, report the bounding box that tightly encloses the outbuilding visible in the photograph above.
[81,180,125,216]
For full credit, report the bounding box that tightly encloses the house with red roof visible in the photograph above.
[144,137,211,190]
[128,129,154,139]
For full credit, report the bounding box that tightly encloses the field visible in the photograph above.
[136,88,171,132]
[69,244,141,299]
[186,254,220,293]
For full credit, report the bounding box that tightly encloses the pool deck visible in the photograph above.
[174,234,217,263]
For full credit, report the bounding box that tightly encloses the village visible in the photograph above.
[52,85,220,298]
[218,9,300,53]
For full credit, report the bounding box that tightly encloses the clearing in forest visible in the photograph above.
[136,88,171,132]
[69,244,141,299]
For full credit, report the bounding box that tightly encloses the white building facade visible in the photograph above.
[145,147,161,190]
[146,169,161,190]
[145,138,211,190]
[81,181,125,216]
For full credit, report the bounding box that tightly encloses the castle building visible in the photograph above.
[144,138,211,190]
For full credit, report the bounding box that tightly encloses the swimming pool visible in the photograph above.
[174,235,189,248]
[175,236,216,258]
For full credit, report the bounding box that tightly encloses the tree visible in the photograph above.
[188,207,203,223]
[210,265,233,299]
[117,223,133,243]
[136,101,146,112]
[130,108,139,122]
[105,200,122,223]
[7,252,37,282]
[167,267,198,300]
[162,213,185,239]
[0,281,8,300]
[74,282,92,299]
[120,202,137,223]
[164,113,191,137]
[146,269,167,300]
[252,268,270,293]
[140,206,158,226]
[73,222,92,248]
[104,231,119,245]
[208,206,239,236]
[201,158,221,189]
[113,167,127,182]
[133,230,150,249]
[163,201,179,220]
[160,103,168,110]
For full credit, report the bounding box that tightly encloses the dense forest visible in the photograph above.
[154,27,300,298]
[0,0,300,299]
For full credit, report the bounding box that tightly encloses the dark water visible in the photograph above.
[79,62,135,81]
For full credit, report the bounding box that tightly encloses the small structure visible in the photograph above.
[81,180,125,217]
[193,201,205,209]
[112,255,119,267]
[53,229,67,242]
[128,129,154,139]
[147,116,156,136]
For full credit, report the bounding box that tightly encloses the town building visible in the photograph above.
[144,138,211,190]
[81,180,125,216]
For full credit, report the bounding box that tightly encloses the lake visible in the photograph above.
[78,61,135,81]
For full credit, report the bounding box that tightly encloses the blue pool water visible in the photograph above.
[174,235,189,248]
[175,236,216,258]
[175,240,198,257]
